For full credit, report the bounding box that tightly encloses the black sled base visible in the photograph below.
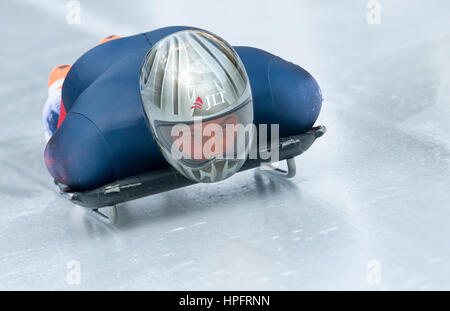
[56,125,326,224]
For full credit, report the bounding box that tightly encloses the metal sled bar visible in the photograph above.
[86,206,118,225]
[262,157,297,178]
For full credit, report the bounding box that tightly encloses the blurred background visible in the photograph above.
[0,0,449,290]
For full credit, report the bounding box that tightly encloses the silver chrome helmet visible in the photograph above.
[140,30,254,183]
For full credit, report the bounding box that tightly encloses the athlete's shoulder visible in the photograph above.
[62,33,150,111]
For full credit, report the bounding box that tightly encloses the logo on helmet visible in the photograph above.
[190,97,204,110]
[190,90,227,113]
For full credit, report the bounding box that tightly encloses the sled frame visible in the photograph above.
[55,125,326,224]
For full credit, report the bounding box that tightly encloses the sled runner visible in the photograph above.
[55,126,326,224]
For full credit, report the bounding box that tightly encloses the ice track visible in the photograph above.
[0,0,449,290]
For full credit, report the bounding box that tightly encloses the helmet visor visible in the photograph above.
[153,98,253,169]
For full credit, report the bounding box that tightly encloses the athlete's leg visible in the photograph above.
[99,34,121,45]
[42,64,71,141]
[42,35,122,141]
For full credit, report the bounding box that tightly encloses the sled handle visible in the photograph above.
[262,157,297,178]
[86,206,118,225]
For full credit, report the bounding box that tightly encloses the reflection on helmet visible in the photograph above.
[140,30,254,183]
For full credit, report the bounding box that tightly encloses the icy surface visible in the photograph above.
[0,0,450,290]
